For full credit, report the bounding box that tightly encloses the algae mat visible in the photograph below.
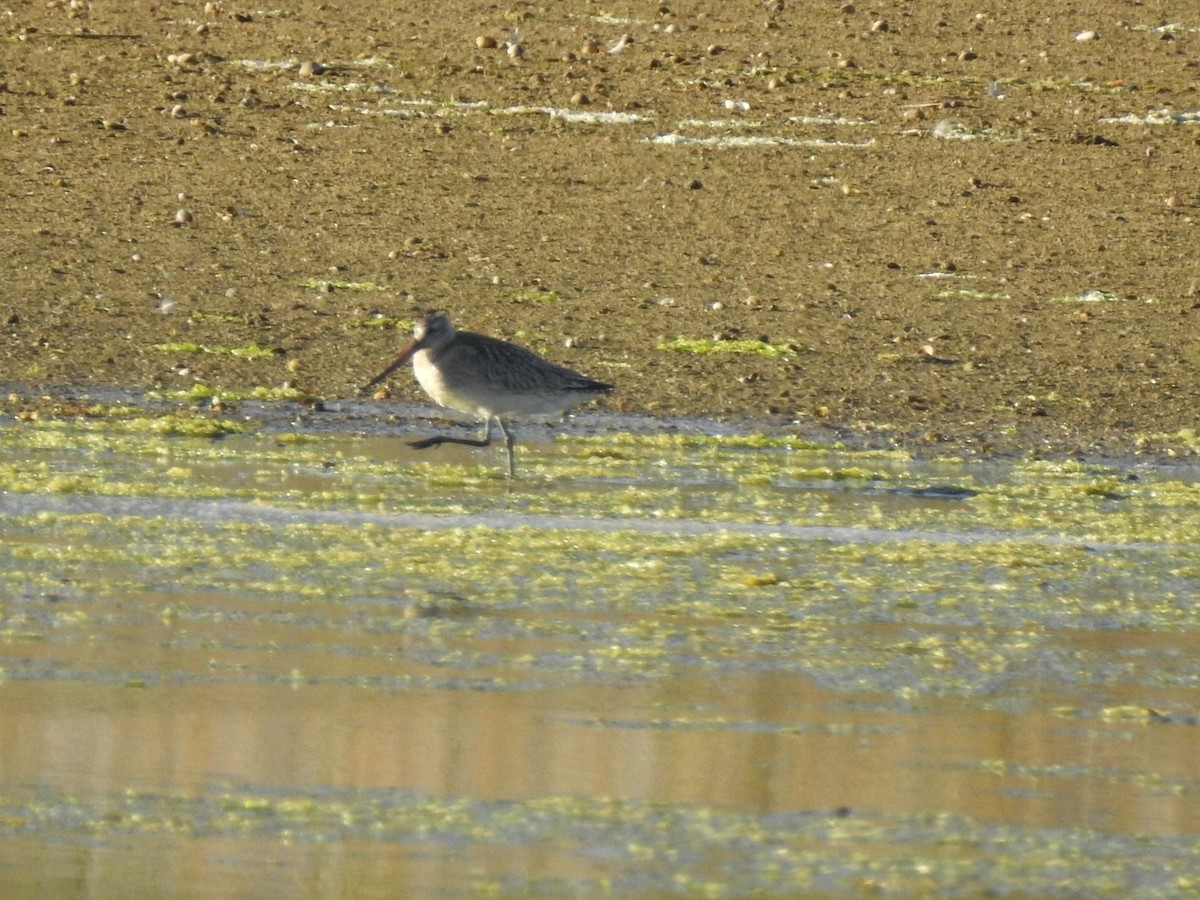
[1,414,1200,896]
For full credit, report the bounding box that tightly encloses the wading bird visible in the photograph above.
[364,312,613,476]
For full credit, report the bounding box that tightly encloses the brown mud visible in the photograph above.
[3,1,1199,458]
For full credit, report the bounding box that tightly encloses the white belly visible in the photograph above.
[413,349,596,420]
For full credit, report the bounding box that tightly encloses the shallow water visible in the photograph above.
[1,411,1199,897]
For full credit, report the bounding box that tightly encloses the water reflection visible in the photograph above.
[2,652,1197,834]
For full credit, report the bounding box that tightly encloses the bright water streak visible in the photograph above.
[1,419,1200,897]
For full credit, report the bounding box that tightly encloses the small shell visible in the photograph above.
[475,35,497,49]
[608,34,630,54]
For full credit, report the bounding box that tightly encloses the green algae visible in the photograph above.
[301,278,387,292]
[1,785,1197,897]
[571,431,847,452]
[144,384,313,404]
[1137,427,1200,456]
[187,311,254,325]
[1,415,247,450]
[657,337,805,358]
[350,315,413,330]
[511,289,561,304]
[3,418,1200,683]
[5,415,1200,570]
[152,342,279,359]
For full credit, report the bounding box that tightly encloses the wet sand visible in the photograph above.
[2,2,1199,459]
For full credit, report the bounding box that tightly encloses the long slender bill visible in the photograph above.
[363,340,419,391]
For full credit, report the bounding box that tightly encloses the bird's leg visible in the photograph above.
[495,419,515,477]
[407,418,517,477]
[408,417,493,451]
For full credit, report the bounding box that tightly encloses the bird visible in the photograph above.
[363,312,613,476]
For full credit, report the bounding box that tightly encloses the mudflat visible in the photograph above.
[3,1,1198,458]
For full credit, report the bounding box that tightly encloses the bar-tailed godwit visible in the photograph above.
[364,312,613,476]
